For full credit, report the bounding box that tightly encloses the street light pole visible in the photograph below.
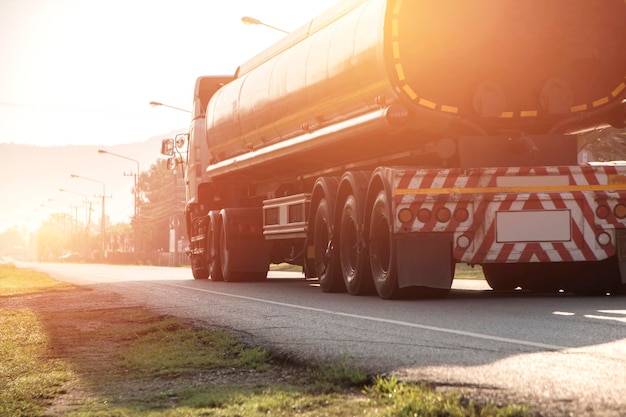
[59,188,88,224]
[149,101,192,114]
[71,174,108,259]
[59,188,90,257]
[241,16,289,34]
[40,202,71,242]
[98,150,140,259]
[50,197,80,231]
[41,201,72,234]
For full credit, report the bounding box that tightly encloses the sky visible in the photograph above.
[0,0,340,147]
[0,0,340,236]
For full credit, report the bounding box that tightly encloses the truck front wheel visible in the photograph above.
[208,212,224,281]
[190,216,210,280]
[482,264,518,291]
[191,258,210,280]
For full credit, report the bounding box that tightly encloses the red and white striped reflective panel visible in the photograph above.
[393,165,626,264]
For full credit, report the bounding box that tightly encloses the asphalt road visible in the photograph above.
[16,262,626,417]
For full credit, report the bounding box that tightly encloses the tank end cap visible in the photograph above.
[385,104,410,127]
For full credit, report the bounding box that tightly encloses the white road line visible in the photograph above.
[160,282,567,351]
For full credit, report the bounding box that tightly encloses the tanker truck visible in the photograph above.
[161,0,626,298]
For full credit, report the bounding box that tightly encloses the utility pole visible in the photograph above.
[98,150,140,261]
[71,174,110,260]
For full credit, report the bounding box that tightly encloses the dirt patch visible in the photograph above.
[3,286,310,415]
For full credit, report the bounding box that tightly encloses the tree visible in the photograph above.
[36,213,75,261]
[108,222,132,252]
[135,160,185,255]
[580,127,626,162]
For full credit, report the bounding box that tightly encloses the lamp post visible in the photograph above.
[149,101,192,114]
[98,149,140,259]
[71,174,107,259]
[39,202,69,222]
[59,188,90,257]
[59,188,88,224]
[42,200,74,247]
[48,197,79,230]
[241,16,289,34]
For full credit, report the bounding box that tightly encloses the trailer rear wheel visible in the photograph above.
[482,264,519,291]
[340,194,374,295]
[369,190,400,299]
[563,257,621,295]
[483,263,564,293]
[520,265,564,293]
[313,198,344,292]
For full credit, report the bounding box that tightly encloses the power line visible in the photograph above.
[0,101,158,116]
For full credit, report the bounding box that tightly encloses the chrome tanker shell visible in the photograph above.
[206,0,391,163]
[205,0,626,164]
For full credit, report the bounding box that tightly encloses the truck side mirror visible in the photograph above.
[161,139,175,156]
[175,133,188,150]
[166,156,177,170]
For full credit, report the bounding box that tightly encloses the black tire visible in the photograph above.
[518,263,566,293]
[219,213,267,283]
[208,215,224,281]
[563,257,622,296]
[483,263,564,293]
[521,266,563,293]
[191,258,210,280]
[482,264,518,291]
[340,194,374,295]
[191,217,210,280]
[368,190,400,299]
[220,216,242,282]
[313,198,345,292]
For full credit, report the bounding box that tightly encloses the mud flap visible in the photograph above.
[395,233,453,290]
[617,230,626,285]
[221,208,270,274]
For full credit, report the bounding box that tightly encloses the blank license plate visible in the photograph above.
[496,210,571,243]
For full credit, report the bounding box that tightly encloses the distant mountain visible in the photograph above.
[0,130,185,233]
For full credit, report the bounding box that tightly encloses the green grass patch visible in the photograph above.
[365,375,530,417]
[0,263,73,296]
[0,310,72,417]
[116,316,270,379]
[455,263,485,280]
[270,263,303,272]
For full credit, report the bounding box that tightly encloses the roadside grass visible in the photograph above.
[0,264,531,417]
[455,263,485,280]
[0,309,73,417]
[269,263,304,272]
[0,263,73,296]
